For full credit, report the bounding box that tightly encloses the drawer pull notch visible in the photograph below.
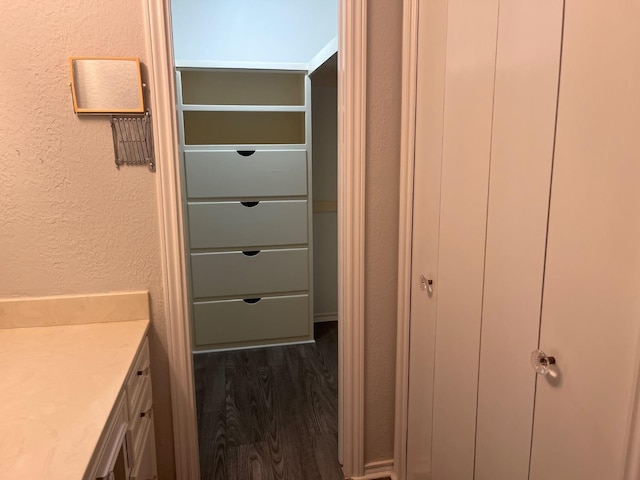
[243,298,262,304]
[140,406,154,418]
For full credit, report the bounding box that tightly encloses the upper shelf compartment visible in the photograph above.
[183,111,305,145]
[180,70,306,106]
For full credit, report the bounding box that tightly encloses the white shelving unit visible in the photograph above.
[176,66,314,351]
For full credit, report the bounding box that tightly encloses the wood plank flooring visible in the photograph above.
[194,322,343,480]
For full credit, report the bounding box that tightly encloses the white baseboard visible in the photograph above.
[349,459,396,480]
[192,339,315,354]
[314,312,339,323]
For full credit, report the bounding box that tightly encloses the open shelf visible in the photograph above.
[181,104,306,112]
[183,111,305,145]
[181,70,306,106]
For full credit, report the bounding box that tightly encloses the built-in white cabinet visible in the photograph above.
[177,68,314,351]
[86,337,157,480]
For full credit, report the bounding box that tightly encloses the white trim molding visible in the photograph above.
[624,329,640,479]
[365,459,396,477]
[394,1,421,479]
[350,459,397,480]
[173,60,309,71]
[143,0,200,478]
[338,0,367,477]
[314,312,339,323]
[308,35,339,75]
[145,0,366,478]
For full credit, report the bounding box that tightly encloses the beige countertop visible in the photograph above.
[0,319,150,480]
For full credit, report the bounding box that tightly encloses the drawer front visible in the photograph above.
[193,294,310,346]
[188,200,308,249]
[130,421,157,480]
[85,392,129,480]
[190,248,309,298]
[125,338,150,419]
[129,379,153,458]
[184,150,307,199]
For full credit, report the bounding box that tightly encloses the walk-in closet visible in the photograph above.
[169,1,340,477]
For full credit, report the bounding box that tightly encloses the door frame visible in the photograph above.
[393,0,420,478]
[393,1,640,478]
[143,0,368,477]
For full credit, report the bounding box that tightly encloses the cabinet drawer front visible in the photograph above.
[86,393,129,480]
[193,295,309,346]
[129,379,153,459]
[188,200,308,249]
[184,150,307,199]
[125,338,150,419]
[130,421,157,480]
[191,248,309,298]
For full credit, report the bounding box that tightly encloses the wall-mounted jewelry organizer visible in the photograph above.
[111,111,155,171]
[69,56,156,172]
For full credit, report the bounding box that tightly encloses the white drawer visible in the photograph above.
[190,248,309,298]
[84,392,129,480]
[129,378,153,460]
[130,420,157,480]
[193,294,310,347]
[130,419,157,480]
[125,338,150,420]
[188,200,308,249]
[184,149,307,199]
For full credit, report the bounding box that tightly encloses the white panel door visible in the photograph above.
[429,0,498,478]
[407,0,561,478]
[407,0,640,479]
[405,0,447,478]
[529,0,640,478]
[474,1,563,479]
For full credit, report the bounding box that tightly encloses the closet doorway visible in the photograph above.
[168,2,343,478]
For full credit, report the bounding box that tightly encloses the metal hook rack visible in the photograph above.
[110,110,155,172]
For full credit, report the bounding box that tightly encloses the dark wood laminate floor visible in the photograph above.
[194,322,343,480]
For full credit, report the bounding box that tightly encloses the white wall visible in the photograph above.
[171,0,338,65]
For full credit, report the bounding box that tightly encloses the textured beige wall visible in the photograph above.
[364,0,403,465]
[0,1,175,478]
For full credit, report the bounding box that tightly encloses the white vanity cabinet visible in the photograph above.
[85,337,157,480]
[0,293,155,480]
[177,68,314,351]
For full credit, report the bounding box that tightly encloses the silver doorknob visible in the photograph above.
[419,274,433,295]
[531,349,556,375]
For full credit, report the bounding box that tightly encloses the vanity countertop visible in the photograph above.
[0,319,150,480]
